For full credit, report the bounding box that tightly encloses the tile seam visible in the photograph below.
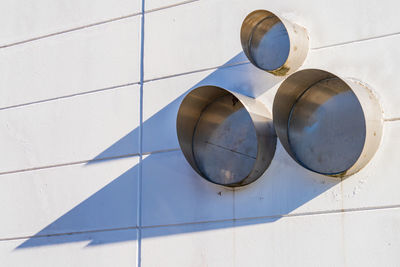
[0,148,180,177]
[0,82,140,112]
[140,204,400,230]
[136,0,146,264]
[2,204,399,242]
[311,31,400,50]
[0,12,142,49]
[0,226,138,242]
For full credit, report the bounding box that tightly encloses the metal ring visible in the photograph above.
[273,69,383,177]
[177,85,276,187]
[241,10,309,76]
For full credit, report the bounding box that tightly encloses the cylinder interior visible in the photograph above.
[287,78,366,175]
[192,94,258,184]
[248,14,290,71]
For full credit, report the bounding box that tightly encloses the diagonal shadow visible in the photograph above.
[17,52,339,249]
[16,166,139,248]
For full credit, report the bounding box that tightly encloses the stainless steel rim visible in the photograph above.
[176,85,277,187]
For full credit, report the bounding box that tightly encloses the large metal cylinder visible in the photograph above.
[273,69,383,177]
[177,85,276,187]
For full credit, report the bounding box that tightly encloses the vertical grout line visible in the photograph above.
[339,178,347,267]
[232,188,236,267]
[136,0,145,266]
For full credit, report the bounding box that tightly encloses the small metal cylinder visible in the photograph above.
[273,69,383,177]
[177,85,276,187]
[241,10,309,76]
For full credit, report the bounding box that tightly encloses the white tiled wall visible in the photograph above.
[1,0,399,266]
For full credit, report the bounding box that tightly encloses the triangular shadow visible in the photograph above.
[16,52,338,249]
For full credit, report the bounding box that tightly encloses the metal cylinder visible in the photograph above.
[176,85,276,187]
[273,69,383,177]
[241,9,309,76]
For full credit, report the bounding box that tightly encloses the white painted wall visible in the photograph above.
[1,0,399,266]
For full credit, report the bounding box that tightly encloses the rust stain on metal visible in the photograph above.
[331,170,348,179]
[270,65,290,76]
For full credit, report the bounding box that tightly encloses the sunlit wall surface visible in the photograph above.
[0,0,399,266]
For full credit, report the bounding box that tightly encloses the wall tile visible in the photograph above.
[0,156,139,239]
[0,85,140,173]
[0,229,137,267]
[0,0,141,46]
[0,17,141,108]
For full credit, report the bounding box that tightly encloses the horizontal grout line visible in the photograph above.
[0,0,200,50]
[384,117,400,122]
[0,153,137,176]
[0,226,138,242]
[269,204,400,220]
[311,31,400,50]
[143,61,251,83]
[142,218,235,230]
[0,13,142,49]
[145,0,200,14]
[1,204,399,242]
[142,204,400,229]
[0,82,139,112]
[0,148,181,177]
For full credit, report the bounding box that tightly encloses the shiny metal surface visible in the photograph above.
[193,95,257,184]
[273,69,383,177]
[177,86,276,187]
[288,78,365,174]
[247,16,289,71]
[241,10,309,76]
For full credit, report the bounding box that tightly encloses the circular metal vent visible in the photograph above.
[177,85,276,187]
[273,69,383,177]
[241,9,309,76]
